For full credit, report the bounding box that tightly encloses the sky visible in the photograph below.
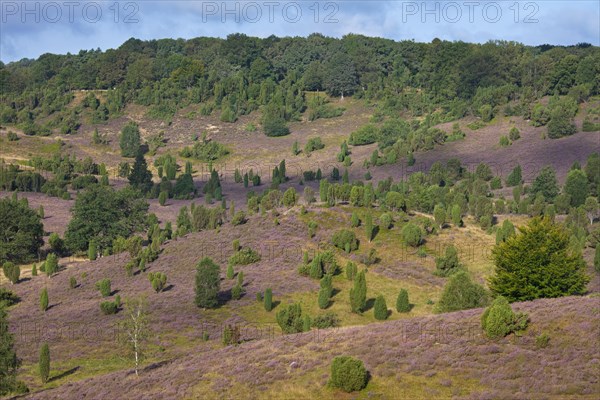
[1,0,599,63]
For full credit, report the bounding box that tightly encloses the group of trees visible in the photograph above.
[3,35,598,137]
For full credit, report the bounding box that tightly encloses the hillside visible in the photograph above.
[1,35,599,399]
[15,295,600,400]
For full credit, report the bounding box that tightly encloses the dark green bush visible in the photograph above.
[95,279,111,297]
[329,356,368,392]
[373,295,388,320]
[349,124,378,145]
[331,229,358,252]
[312,312,340,329]
[480,296,529,339]
[228,247,261,266]
[276,303,306,334]
[100,301,118,315]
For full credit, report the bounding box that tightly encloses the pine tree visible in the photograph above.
[194,258,221,309]
[374,295,388,320]
[40,288,48,312]
[490,217,589,301]
[396,289,410,312]
[351,212,360,227]
[350,270,366,313]
[318,287,330,309]
[264,288,273,311]
[345,261,357,281]
[31,263,37,276]
[128,149,153,193]
[506,165,522,187]
[243,173,249,188]
[39,343,50,384]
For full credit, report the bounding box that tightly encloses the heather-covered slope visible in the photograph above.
[18,295,600,400]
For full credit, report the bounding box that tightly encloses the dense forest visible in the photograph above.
[1,34,599,137]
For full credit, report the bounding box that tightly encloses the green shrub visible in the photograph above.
[264,288,273,311]
[308,220,318,238]
[222,325,240,345]
[480,296,529,339]
[158,191,168,206]
[220,106,237,123]
[434,245,463,277]
[226,264,234,280]
[402,223,422,247]
[435,271,489,313]
[231,211,247,226]
[318,287,330,309]
[276,303,305,334]
[262,114,290,137]
[373,295,388,320]
[195,257,221,309]
[100,301,118,315]
[536,332,550,348]
[180,140,229,162]
[2,262,20,284]
[69,277,77,289]
[228,247,261,266]
[331,229,358,252]
[148,272,167,293]
[499,136,510,147]
[396,289,410,313]
[349,124,378,145]
[304,137,325,154]
[490,177,502,190]
[39,288,48,312]
[345,261,357,281]
[309,251,339,278]
[509,127,520,141]
[44,253,59,277]
[350,271,367,313]
[329,356,368,392]
[231,284,244,300]
[312,312,340,329]
[39,343,50,384]
[379,213,392,229]
[350,212,360,227]
[95,279,111,297]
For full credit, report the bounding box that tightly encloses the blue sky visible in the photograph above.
[1,1,599,62]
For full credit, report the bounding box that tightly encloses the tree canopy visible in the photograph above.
[490,217,589,301]
[64,185,149,252]
[0,197,44,264]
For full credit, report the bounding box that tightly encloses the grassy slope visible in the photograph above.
[16,295,600,400]
[1,96,599,398]
[4,205,599,398]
